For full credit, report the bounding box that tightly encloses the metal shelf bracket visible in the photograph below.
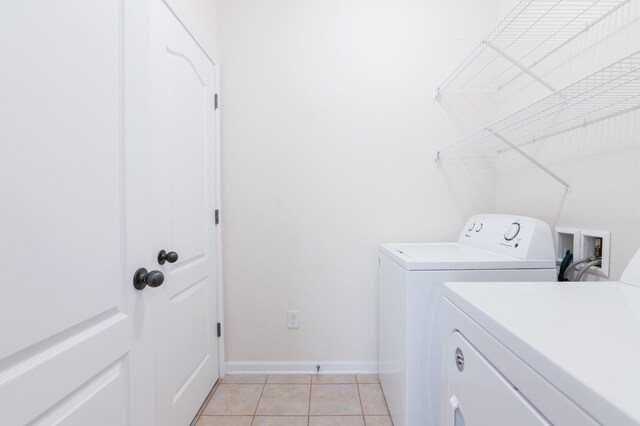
[485,42,557,93]
[491,131,570,191]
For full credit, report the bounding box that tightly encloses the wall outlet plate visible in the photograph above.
[555,227,582,264]
[580,230,611,278]
[287,310,299,329]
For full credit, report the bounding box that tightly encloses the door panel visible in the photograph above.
[0,316,128,425]
[151,2,219,424]
[0,1,154,424]
[167,48,208,264]
[0,0,124,362]
[172,279,210,394]
[32,360,127,426]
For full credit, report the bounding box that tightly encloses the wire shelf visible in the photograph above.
[437,51,640,160]
[437,0,630,95]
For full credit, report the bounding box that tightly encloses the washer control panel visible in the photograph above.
[458,214,554,260]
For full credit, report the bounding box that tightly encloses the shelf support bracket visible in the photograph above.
[486,42,557,93]
[491,131,570,191]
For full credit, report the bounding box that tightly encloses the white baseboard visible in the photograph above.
[225,361,378,375]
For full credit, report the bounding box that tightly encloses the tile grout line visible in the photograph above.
[307,379,312,426]
[192,378,220,425]
[250,378,267,426]
[356,377,366,425]
[378,381,393,425]
[309,370,318,426]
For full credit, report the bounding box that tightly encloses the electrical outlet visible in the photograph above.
[287,310,299,329]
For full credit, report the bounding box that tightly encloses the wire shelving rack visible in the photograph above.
[435,52,640,190]
[436,0,630,96]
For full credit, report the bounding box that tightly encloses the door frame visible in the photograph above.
[159,0,226,378]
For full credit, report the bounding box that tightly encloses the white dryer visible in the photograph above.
[441,249,640,426]
[378,214,556,426]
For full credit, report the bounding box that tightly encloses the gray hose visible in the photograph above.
[575,259,602,282]
[562,258,595,281]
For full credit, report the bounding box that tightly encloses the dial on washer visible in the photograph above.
[504,222,521,241]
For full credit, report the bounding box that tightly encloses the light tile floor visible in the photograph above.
[191,374,392,426]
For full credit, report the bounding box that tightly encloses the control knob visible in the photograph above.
[504,222,521,241]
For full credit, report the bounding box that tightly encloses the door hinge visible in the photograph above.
[215,209,220,225]
[214,93,219,110]
[217,322,222,337]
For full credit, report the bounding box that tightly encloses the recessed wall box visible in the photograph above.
[580,229,611,278]
[555,227,582,265]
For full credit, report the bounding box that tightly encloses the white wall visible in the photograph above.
[218,0,505,370]
[178,0,640,372]
[490,0,640,280]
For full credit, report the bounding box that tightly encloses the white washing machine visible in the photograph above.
[378,214,556,426]
[441,249,640,426]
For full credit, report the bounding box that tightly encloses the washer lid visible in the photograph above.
[443,281,640,426]
[379,242,555,271]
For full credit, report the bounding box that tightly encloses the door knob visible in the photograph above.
[133,268,165,290]
[158,250,179,265]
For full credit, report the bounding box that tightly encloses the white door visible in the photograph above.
[0,0,159,425]
[149,2,220,425]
